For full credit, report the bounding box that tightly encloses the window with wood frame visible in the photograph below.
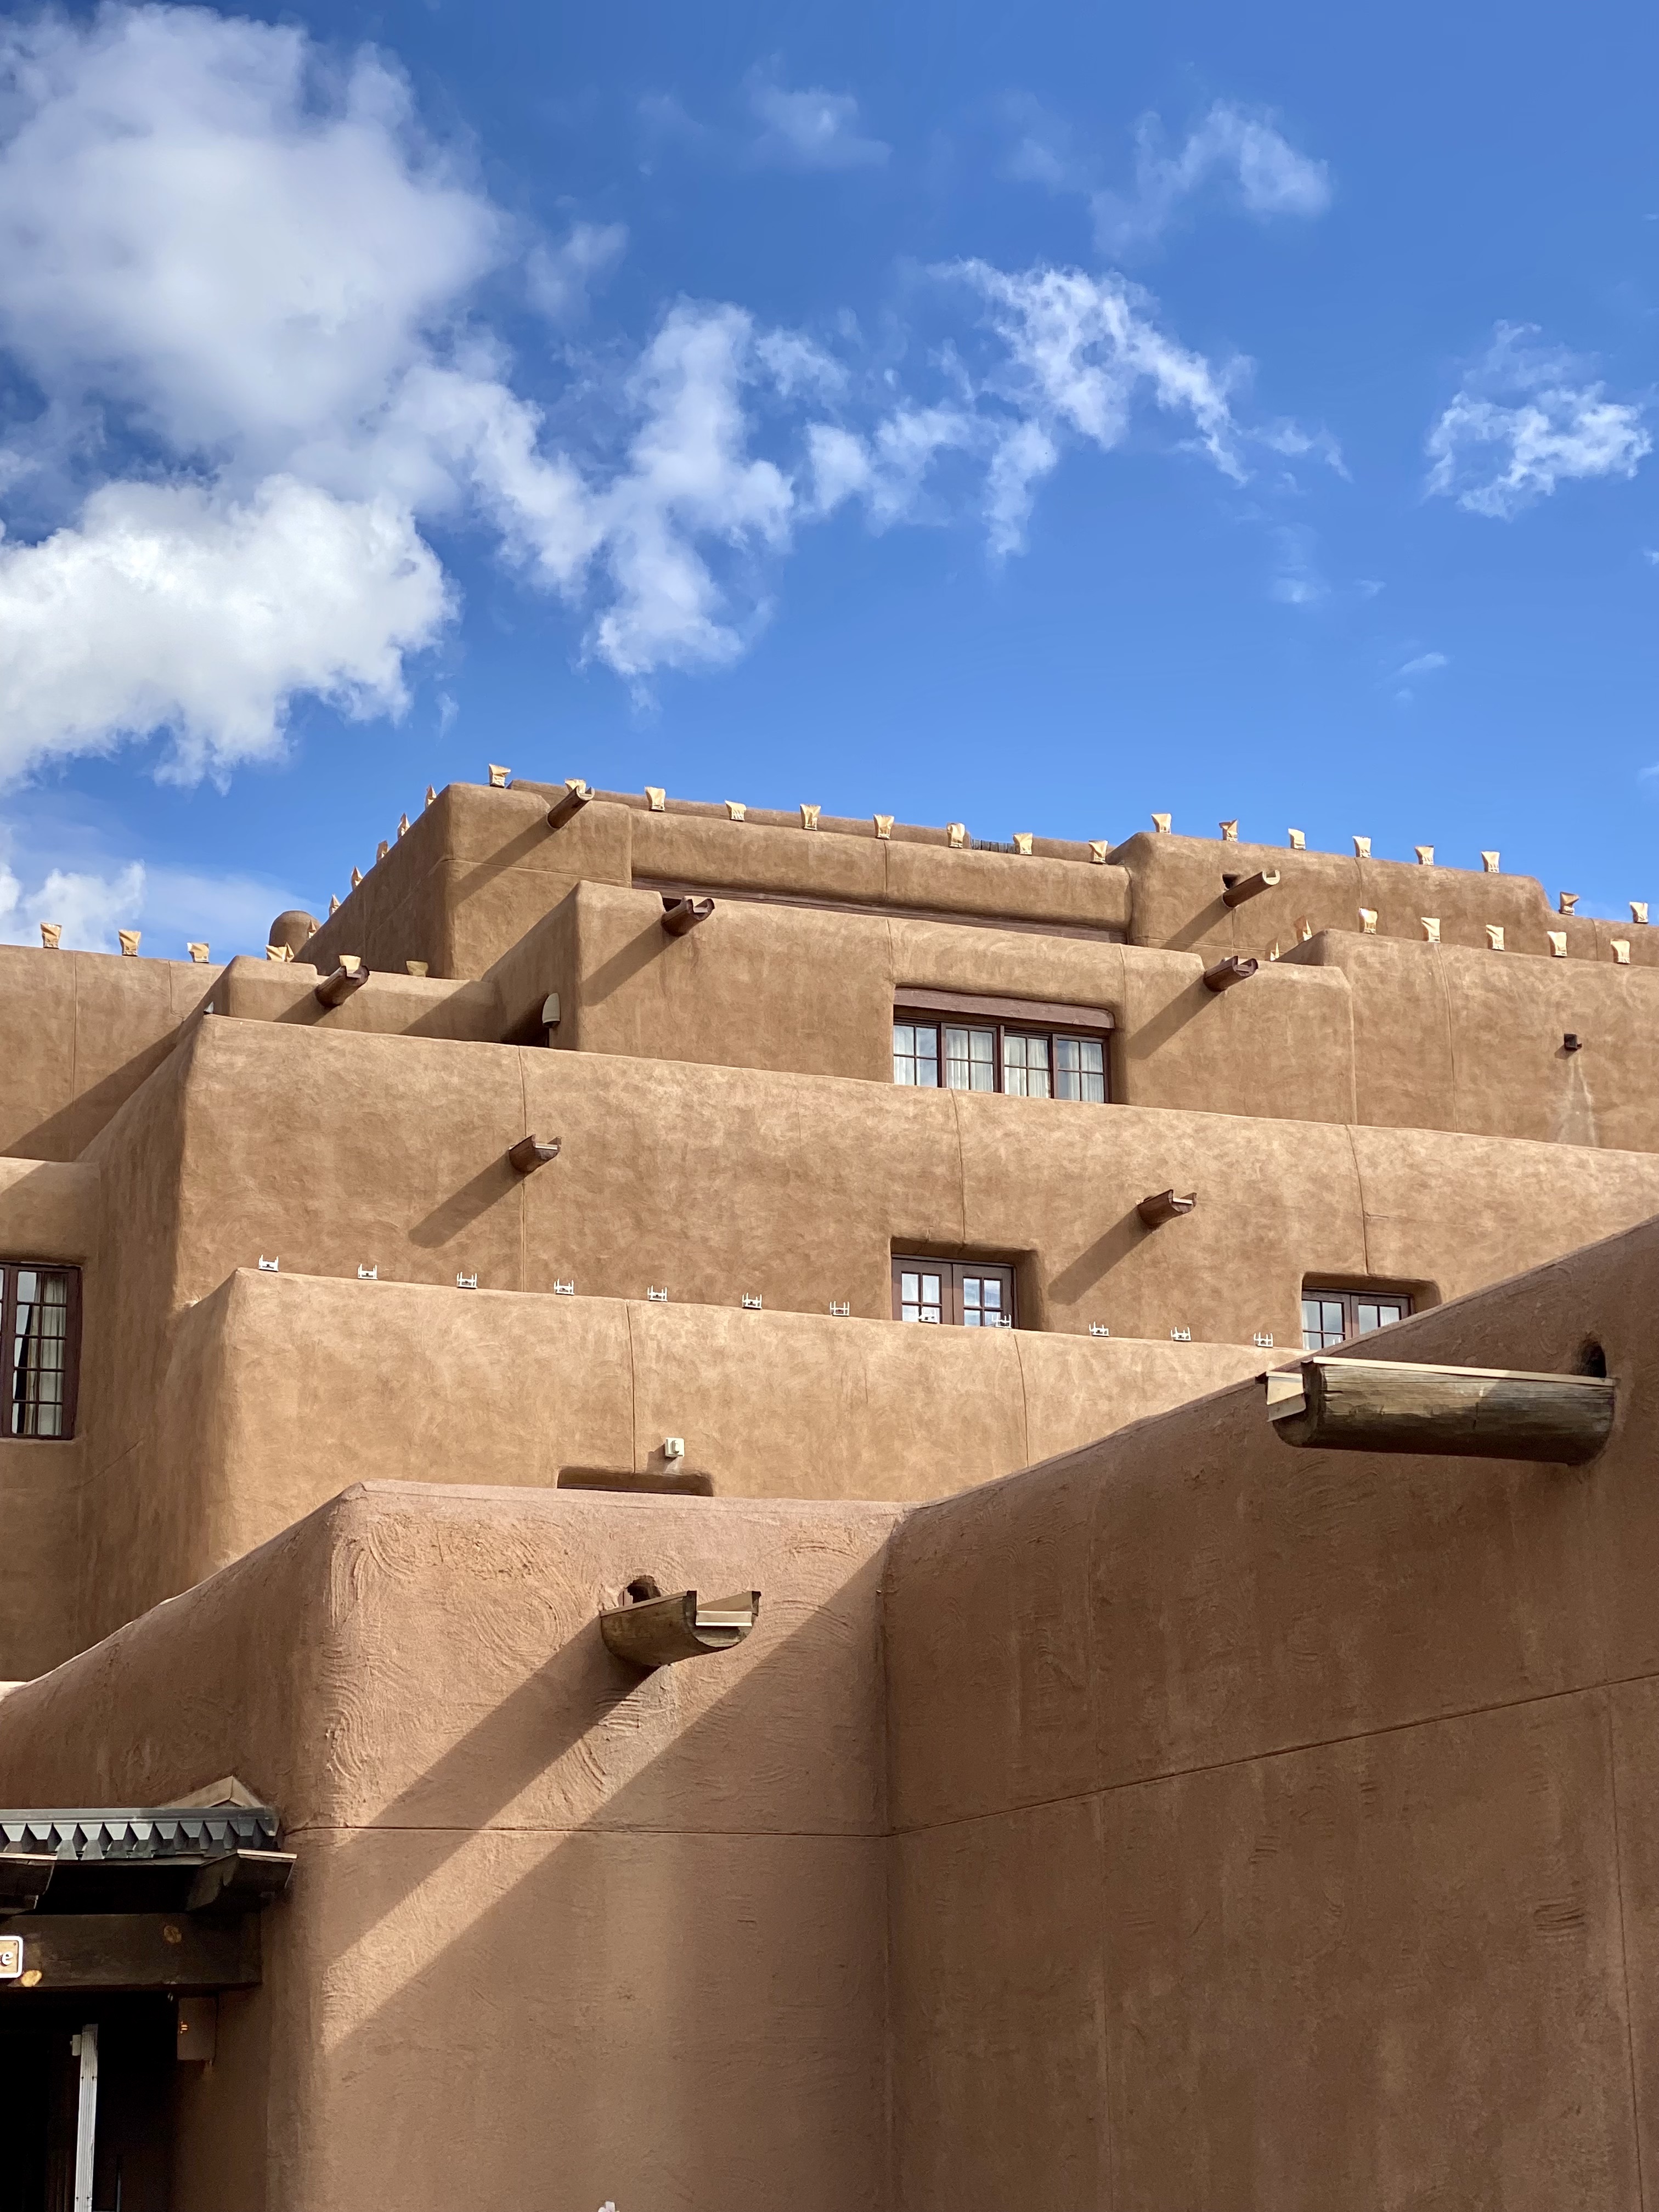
[1300,1286,1411,1351]
[2,1263,81,1438]
[892,1257,1017,1329]
[892,991,1112,1103]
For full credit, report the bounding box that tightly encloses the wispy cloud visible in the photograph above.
[526,221,627,326]
[746,71,889,171]
[1268,527,1327,607]
[1426,325,1651,518]
[1093,101,1329,256]
[1397,650,1448,680]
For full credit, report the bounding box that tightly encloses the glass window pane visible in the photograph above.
[981,1280,1002,1311]
[12,1267,68,1439]
[894,1023,940,1087]
[1079,1038,1105,1103]
[962,1279,981,1308]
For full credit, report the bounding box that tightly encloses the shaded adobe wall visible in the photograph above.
[0,1483,900,2212]
[0,945,216,1161]
[884,1216,1659,2208]
[0,1159,99,1675]
[76,1266,1267,1645]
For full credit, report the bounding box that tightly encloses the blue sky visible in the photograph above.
[0,0,1652,953]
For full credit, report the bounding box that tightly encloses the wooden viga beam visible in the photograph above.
[661,894,715,936]
[1265,1357,1615,1463]
[315,957,369,1008]
[1137,1188,1197,1228]
[1221,867,1281,909]
[599,1588,760,1669]
[1203,955,1257,992]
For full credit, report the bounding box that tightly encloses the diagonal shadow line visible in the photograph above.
[1047,1208,1148,1305]
[583,918,670,1005]
[408,1161,519,1249]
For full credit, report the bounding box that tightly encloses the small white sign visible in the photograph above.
[0,1934,22,1979]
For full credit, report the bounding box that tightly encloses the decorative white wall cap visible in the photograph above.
[725,800,747,821]
[1088,839,1109,864]
[1420,917,1441,943]
[1415,845,1434,865]
[1352,836,1372,859]
[1359,908,1379,933]
[487,764,511,788]
[1486,924,1506,950]
[1481,850,1500,873]
[1547,931,1568,957]
[800,803,820,830]
[645,786,666,811]
[1612,939,1632,965]
[947,821,967,848]
[874,814,894,839]
[1219,820,1238,842]
[119,930,141,957]
[187,943,210,963]
[40,923,61,949]
[1288,828,1306,850]
[1150,812,1172,833]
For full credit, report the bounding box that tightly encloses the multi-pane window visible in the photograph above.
[893,1007,1108,1103]
[893,1258,1016,1328]
[2,1264,81,1438]
[1301,1286,1411,1352]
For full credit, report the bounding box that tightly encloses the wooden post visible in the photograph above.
[1202,956,1257,992]
[72,2024,97,2212]
[1266,1356,1615,1462]
[1221,868,1281,908]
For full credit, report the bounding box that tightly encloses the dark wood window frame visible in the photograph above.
[1300,1284,1412,1352]
[892,1255,1018,1329]
[0,1261,82,1440]
[893,991,1113,1104]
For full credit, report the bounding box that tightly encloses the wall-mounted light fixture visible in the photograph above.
[600,1586,761,1670]
[1221,868,1280,908]
[1562,1033,1583,1053]
[661,894,714,936]
[1138,1189,1197,1228]
[315,956,369,1008]
[508,1135,561,1175]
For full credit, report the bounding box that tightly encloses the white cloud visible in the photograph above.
[0,7,500,462]
[0,855,145,951]
[0,474,449,785]
[1092,101,1330,256]
[747,75,889,171]
[956,260,1246,491]
[0,7,1323,772]
[0,839,307,955]
[1425,325,1651,518]
[1397,650,1448,679]
[526,221,627,325]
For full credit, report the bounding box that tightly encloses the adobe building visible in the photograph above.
[0,775,1656,2207]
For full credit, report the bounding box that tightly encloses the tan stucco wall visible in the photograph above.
[3,1218,1657,2207]
[1117,827,1654,964]
[64,1267,1267,1650]
[0,1482,901,2212]
[884,1215,1659,2208]
[0,945,216,1160]
[119,1018,1659,1345]
[1286,927,1659,1148]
